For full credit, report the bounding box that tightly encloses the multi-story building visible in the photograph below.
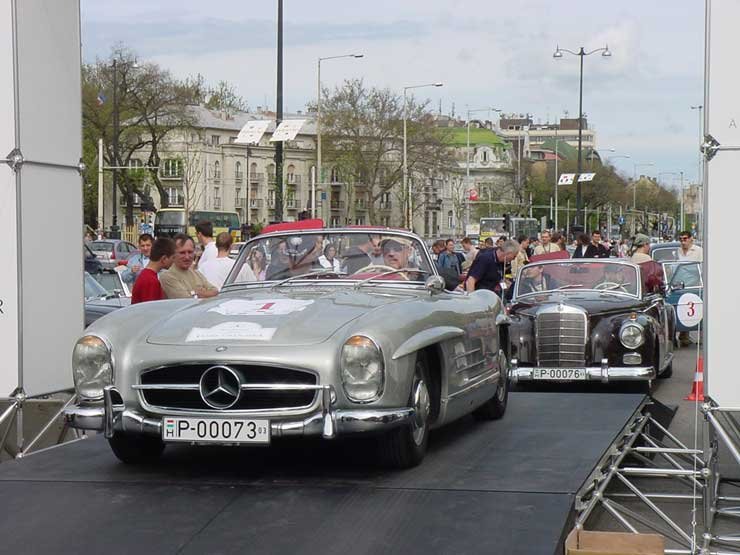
[110,106,517,240]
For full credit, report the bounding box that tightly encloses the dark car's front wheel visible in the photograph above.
[108,433,165,464]
[379,352,432,469]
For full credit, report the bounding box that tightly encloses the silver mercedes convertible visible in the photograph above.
[65,228,510,468]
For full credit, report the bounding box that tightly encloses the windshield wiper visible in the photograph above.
[271,269,346,289]
[555,284,584,291]
[354,268,429,289]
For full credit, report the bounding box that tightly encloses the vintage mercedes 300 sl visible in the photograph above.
[65,228,510,468]
[508,259,675,388]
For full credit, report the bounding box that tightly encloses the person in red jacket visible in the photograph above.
[131,237,175,304]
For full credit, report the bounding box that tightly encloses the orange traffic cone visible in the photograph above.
[684,357,704,401]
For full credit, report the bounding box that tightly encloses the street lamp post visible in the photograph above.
[632,162,654,233]
[316,53,363,222]
[553,44,611,232]
[403,82,443,231]
[690,105,703,239]
[111,59,119,238]
[465,106,500,234]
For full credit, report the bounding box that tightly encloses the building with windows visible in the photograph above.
[109,105,519,240]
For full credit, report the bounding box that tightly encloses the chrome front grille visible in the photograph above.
[536,307,587,367]
[136,364,318,412]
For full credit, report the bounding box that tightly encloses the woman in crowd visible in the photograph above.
[248,246,267,281]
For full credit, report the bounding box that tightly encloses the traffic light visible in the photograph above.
[140,197,157,212]
[503,213,511,231]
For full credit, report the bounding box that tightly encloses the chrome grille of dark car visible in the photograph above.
[138,364,317,412]
[536,310,587,368]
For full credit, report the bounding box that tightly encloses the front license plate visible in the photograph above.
[533,368,587,381]
[162,417,270,444]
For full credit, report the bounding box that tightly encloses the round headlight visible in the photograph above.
[620,323,644,349]
[72,335,113,400]
[341,335,384,402]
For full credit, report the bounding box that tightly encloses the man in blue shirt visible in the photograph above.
[437,239,461,275]
[121,233,153,285]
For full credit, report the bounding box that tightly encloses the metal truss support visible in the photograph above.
[575,397,740,554]
[0,389,82,462]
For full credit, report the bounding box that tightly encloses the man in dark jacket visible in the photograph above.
[572,231,610,258]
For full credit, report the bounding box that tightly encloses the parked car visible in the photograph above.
[65,228,511,468]
[508,258,675,388]
[664,261,703,333]
[84,271,130,327]
[84,243,103,274]
[89,239,138,271]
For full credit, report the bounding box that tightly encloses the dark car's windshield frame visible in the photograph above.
[513,259,642,300]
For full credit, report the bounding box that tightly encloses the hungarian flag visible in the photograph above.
[96,92,106,106]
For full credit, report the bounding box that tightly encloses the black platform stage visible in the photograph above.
[0,393,646,555]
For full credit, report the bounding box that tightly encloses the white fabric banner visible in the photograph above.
[234,120,270,145]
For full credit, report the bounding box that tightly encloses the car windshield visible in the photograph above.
[84,273,108,300]
[225,230,434,287]
[514,260,640,298]
[94,271,128,296]
[652,247,678,262]
[665,262,702,289]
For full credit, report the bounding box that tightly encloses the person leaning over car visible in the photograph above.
[121,233,153,285]
[160,233,218,299]
[131,237,175,304]
[465,239,519,293]
[630,233,665,294]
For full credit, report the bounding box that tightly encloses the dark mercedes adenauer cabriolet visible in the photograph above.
[508,259,675,388]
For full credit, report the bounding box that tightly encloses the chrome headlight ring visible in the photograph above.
[619,322,645,350]
[72,334,114,401]
[340,335,385,403]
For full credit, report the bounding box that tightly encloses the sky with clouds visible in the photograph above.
[81,0,705,186]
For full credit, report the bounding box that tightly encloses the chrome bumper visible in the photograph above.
[509,358,656,383]
[64,386,414,440]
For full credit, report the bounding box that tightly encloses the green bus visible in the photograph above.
[154,209,241,241]
[480,217,539,242]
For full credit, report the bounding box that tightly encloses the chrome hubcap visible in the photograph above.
[412,378,431,445]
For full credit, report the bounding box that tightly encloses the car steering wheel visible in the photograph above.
[353,264,410,280]
[594,281,628,293]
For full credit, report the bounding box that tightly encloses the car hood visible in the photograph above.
[146,286,410,347]
[511,291,644,318]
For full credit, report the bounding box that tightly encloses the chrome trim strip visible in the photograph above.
[454,359,487,374]
[453,347,481,360]
[132,384,200,391]
[447,371,499,400]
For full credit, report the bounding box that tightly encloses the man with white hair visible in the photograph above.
[466,238,519,293]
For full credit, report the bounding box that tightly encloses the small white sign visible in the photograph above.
[186,322,277,342]
[234,120,271,145]
[270,119,306,142]
[676,293,703,328]
[578,172,596,182]
[558,173,575,185]
[208,299,314,316]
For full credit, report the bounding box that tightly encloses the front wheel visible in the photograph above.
[379,352,432,469]
[473,350,509,420]
[108,433,165,464]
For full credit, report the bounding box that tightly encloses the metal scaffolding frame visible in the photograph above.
[574,397,740,554]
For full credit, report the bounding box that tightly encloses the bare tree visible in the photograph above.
[317,79,453,226]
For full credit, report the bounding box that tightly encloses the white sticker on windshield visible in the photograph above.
[208,299,314,316]
[186,322,277,342]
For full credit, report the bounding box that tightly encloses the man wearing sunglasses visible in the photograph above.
[677,231,702,261]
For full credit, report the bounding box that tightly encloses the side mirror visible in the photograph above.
[425,275,446,294]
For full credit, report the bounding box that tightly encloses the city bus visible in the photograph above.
[154,209,241,241]
[480,217,540,242]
